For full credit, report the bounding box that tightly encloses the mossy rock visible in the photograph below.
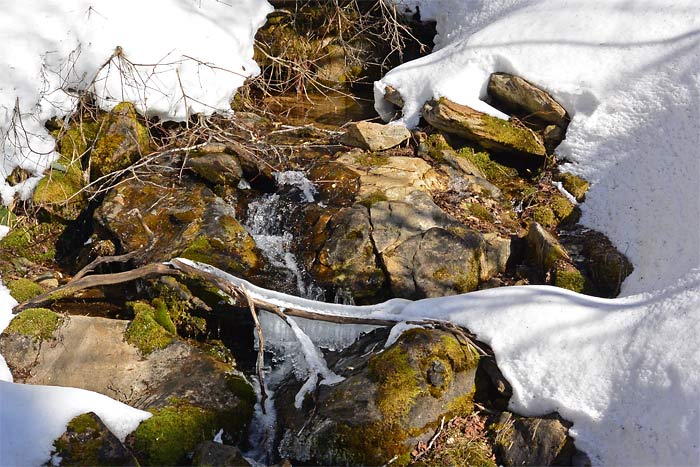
[552,261,587,293]
[129,402,219,466]
[33,119,100,221]
[4,308,62,340]
[556,172,589,202]
[50,412,133,466]
[457,147,519,184]
[423,98,546,157]
[7,278,44,303]
[0,222,63,265]
[124,301,174,355]
[276,328,481,466]
[129,380,255,467]
[90,102,151,181]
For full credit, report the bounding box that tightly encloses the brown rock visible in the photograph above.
[340,121,411,151]
[488,73,569,128]
[423,98,546,157]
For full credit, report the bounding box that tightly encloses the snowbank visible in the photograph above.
[378,0,700,296]
[0,0,273,204]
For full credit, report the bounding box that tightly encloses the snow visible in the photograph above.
[177,258,700,465]
[0,0,273,204]
[0,381,151,466]
[378,0,700,296]
[384,321,423,348]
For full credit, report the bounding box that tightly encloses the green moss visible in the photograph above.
[481,112,546,156]
[354,151,389,167]
[7,278,44,303]
[368,343,422,421]
[180,222,260,274]
[358,190,388,208]
[131,402,218,466]
[424,133,453,161]
[0,222,62,264]
[554,263,586,293]
[151,298,177,335]
[457,147,518,183]
[465,202,493,222]
[532,205,557,228]
[551,195,575,221]
[66,413,101,434]
[557,172,589,201]
[124,301,173,355]
[5,308,61,340]
[90,102,151,180]
[326,330,481,466]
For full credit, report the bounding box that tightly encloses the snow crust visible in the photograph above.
[378,0,700,296]
[0,0,273,204]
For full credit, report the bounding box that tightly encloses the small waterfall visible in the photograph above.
[244,171,323,300]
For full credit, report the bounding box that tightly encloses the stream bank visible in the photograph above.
[0,5,632,466]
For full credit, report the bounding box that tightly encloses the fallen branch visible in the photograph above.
[14,263,177,313]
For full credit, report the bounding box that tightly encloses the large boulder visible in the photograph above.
[275,327,481,466]
[335,150,447,201]
[383,227,483,299]
[423,98,546,157]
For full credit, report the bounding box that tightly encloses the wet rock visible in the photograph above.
[490,412,577,466]
[94,176,265,278]
[275,327,481,466]
[423,98,546,157]
[340,121,411,151]
[90,102,151,181]
[192,441,251,467]
[50,412,134,466]
[487,73,569,128]
[187,151,243,187]
[336,150,447,201]
[308,161,360,206]
[312,205,385,302]
[383,85,404,107]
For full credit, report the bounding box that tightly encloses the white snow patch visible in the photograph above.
[0,381,150,466]
[0,0,273,204]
